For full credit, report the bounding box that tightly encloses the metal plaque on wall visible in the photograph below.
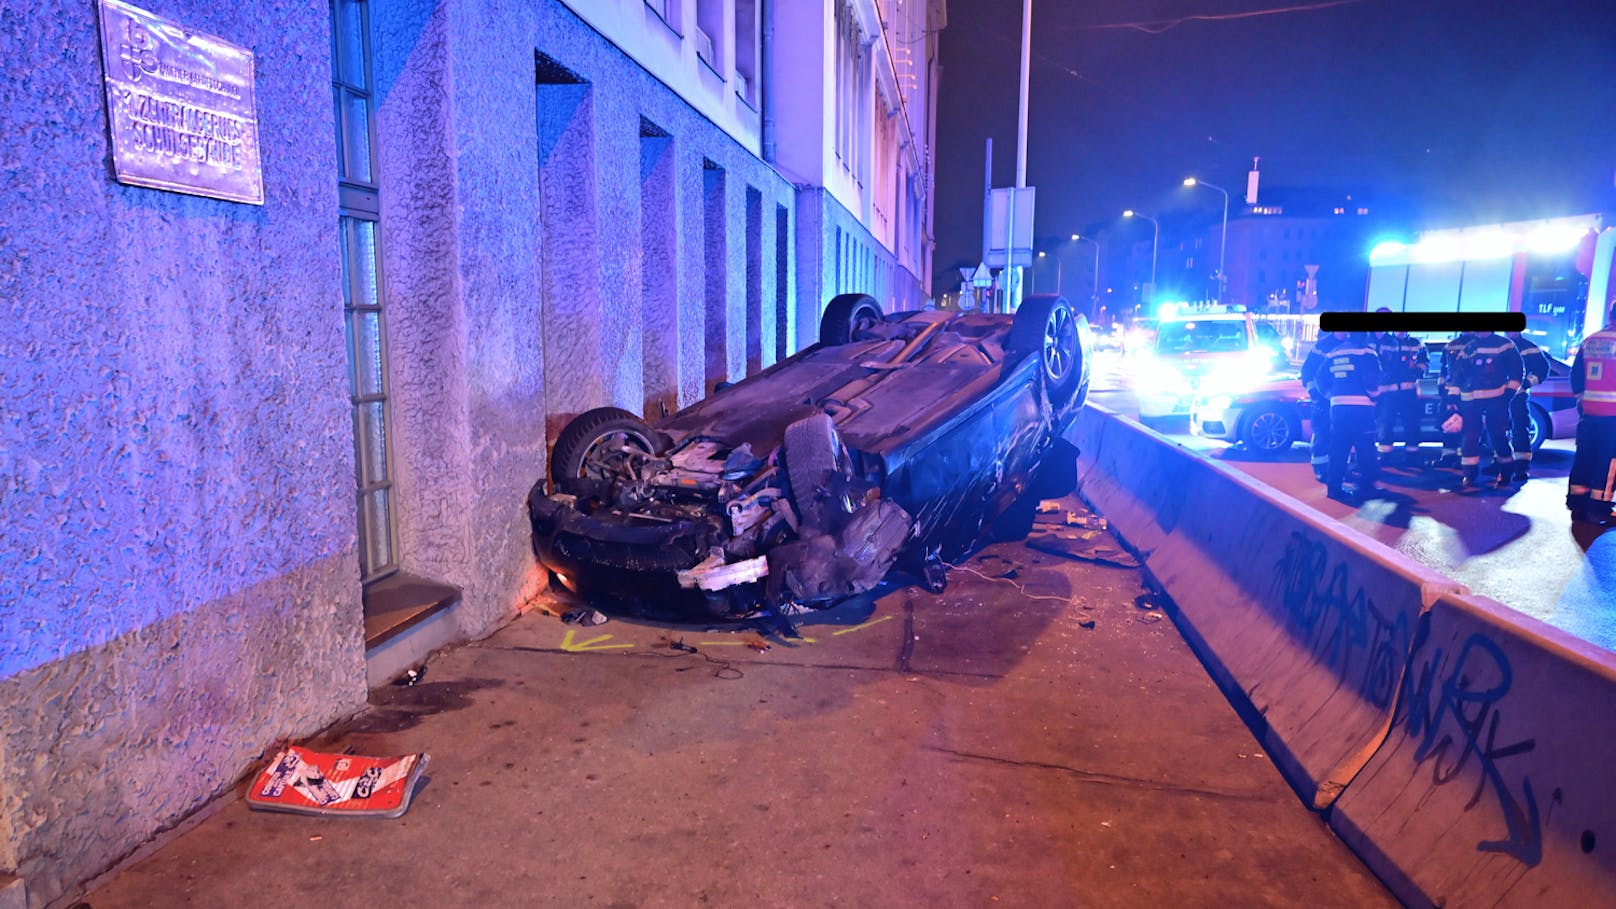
[96,0,263,205]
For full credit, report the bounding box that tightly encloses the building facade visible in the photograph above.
[0,0,944,903]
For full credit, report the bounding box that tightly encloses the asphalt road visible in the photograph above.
[1087,349,1616,655]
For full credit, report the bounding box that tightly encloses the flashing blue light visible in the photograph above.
[1369,240,1406,263]
[1157,302,1179,320]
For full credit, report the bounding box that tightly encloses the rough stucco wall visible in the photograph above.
[0,0,364,902]
[363,0,800,642]
[796,186,925,336]
[370,0,477,587]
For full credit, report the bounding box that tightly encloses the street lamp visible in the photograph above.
[1183,177,1229,303]
[1122,210,1158,303]
[1071,233,1100,316]
[1036,249,1062,295]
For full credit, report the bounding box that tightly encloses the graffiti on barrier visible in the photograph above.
[1271,531,1410,710]
[1398,629,1543,865]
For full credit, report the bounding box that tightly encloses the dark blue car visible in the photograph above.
[527,293,1093,623]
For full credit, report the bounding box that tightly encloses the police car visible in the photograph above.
[1417,340,1578,450]
[1190,338,1578,454]
[1134,305,1290,422]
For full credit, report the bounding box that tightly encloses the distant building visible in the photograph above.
[1219,187,1394,312]
[1,0,945,903]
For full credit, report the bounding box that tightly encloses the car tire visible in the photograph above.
[1010,294,1084,408]
[550,407,662,493]
[819,293,883,346]
[1239,404,1299,453]
[782,412,847,531]
[1528,403,1550,452]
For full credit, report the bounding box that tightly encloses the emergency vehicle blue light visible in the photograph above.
[1369,240,1406,263]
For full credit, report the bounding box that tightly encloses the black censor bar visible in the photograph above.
[1319,311,1526,333]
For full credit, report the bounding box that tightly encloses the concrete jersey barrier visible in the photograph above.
[1329,592,1616,908]
[1071,405,1466,807]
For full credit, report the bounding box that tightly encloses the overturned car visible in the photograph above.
[526,293,1092,623]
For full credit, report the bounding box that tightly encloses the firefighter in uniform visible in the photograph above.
[1300,331,1342,483]
[1568,302,1616,525]
[1505,331,1551,482]
[1435,332,1470,467]
[1319,331,1381,502]
[1456,329,1523,491]
[1371,316,1428,465]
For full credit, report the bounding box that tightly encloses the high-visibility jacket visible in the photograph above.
[1510,334,1551,389]
[1320,336,1380,407]
[1300,334,1341,398]
[1438,334,1469,400]
[1372,332,1427,391]
[1572,326,1616,417]
[1456,332,1523,402]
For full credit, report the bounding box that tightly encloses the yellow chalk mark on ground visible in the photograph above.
[560,630,634,652]
[832,615,895,636]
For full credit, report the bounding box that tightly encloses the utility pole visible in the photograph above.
[1010,0,1032,311]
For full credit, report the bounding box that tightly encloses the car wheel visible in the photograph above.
[782,412,847,531]
[1239,405,1298,453]
[1528,403,1550,452]
[819,293,883,346]
[550,407,662,493]
[1010,294,1084,407]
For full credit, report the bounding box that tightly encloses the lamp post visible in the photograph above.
[1036,250,1062,295]
[1122,210,1158,305]
[1071,233,1100,316]
[1183,177,1229,303]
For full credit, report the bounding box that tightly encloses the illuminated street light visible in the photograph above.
[1122,210,1159,300]
[1183,177,1230,302]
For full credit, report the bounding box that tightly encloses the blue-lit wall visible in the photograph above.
[0,0,911,901]
[0,1,365,902]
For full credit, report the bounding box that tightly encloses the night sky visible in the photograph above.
[932,0,1616,278]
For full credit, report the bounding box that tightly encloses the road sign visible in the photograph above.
[985,186,1035,268]
[970,263,993,288]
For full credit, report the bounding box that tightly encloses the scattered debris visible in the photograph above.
[1133,593,1162,611]
[744,637,773,653]
[1078,619,1097,630]
[562,608,609,626]
[393,666,426,686]
[247,746,428,819]
[1025,528,1140,569]
[665,637,699,654]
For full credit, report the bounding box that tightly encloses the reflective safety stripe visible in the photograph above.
[1570,484,1592,495]
[1375,445,1393,453]
[1331,395,1374,407]
[1465,387,1509,400]
[1461,456,1481,466]
[1584,390,1616,403]
[1441,447,1457,455]
[1496,453,1514,463]
[1517,451,1533,462]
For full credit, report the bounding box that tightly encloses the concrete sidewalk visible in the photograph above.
[81,518,1397,909]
